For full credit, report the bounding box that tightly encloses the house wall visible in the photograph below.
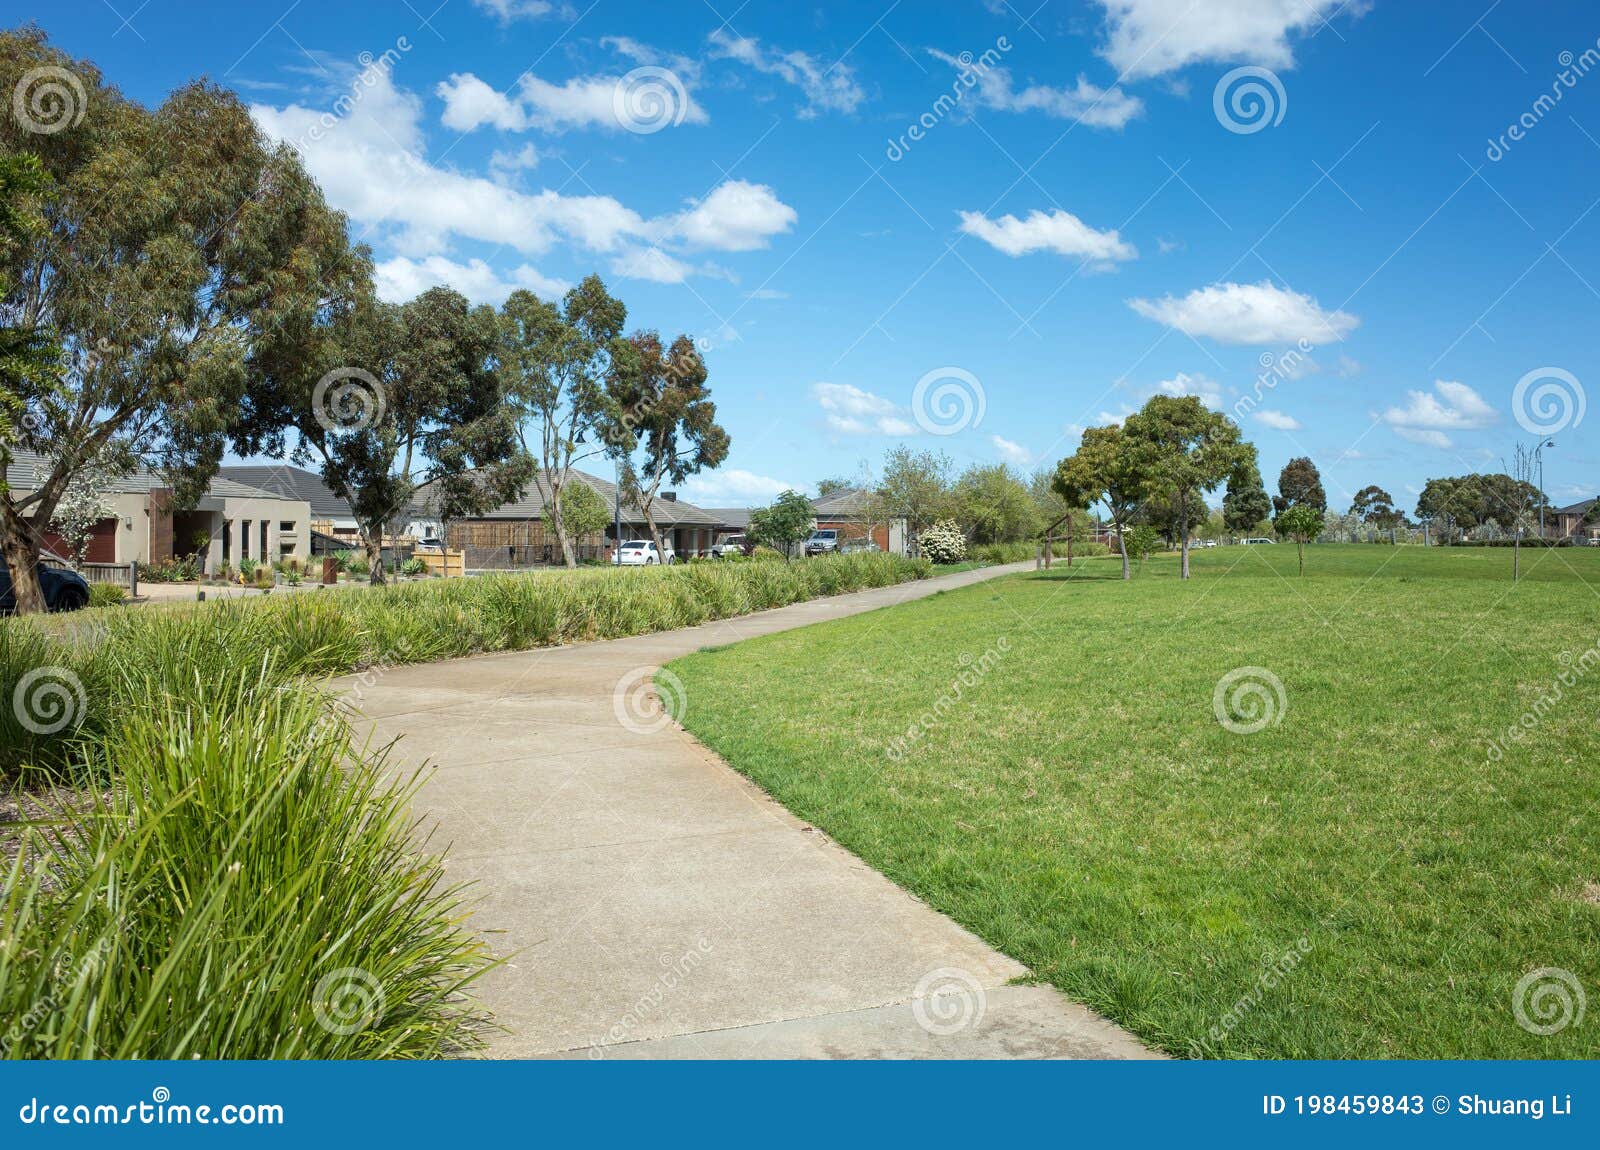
[212,496,312,569]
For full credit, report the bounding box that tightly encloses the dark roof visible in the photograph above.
[219,465,354,519]
[414,469,738,529]
[6,449,288,501]
[704,508,751,530]
[1555,497,1596,516]
[811,487,875,517]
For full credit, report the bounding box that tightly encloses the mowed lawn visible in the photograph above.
[667,544,1600,1058]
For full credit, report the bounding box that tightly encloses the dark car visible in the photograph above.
[0,556,91,613]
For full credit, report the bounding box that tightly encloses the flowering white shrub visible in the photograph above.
[918,520,968,564]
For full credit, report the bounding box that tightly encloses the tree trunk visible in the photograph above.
[1513,532,1520,583]
[363,529,387,587]
[548,484,576,568]
[1066,518,1073,568]
[0,501,47,615]
[1297,541,1305,576]
[1118,525,1130,580]
[1178,491,1191,580]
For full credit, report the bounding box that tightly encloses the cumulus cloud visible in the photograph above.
[1252,409,1302,431]
[250,71,793,283]
[1128,281,1358,345]
[471,0,562,23]
[991,435,1032,465]
[437,67,708,134]
[1380,380,1497,450]
[1154,371,1223,409]
[927,49,1143,129]
[707,28,864,117]
[374,255,569,304]
[958,208,1136,263]
[1092,0,1357,79]
[679,468,801,505]
[813,383,918,436]
[608,245,695,284]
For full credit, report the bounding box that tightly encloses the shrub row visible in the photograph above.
[967,540,1112,564]
[0,551,930,1057]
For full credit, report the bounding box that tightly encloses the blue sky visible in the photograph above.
[23,0,1600,511]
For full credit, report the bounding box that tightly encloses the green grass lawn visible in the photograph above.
[668,543,1600,1058]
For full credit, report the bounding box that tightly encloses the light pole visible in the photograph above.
[1536,438,1555,538]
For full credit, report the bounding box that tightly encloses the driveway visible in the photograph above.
[343,562,1159,1059]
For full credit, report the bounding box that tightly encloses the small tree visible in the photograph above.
[547,479,610,553]
[1272,456,1328,518]
[1055,424,1151,580]
[747,489,813,560]
[1125,523,1160,570]
[1351,484,1400,529]
[1277,504,1325,575]
[1223,465,1272,538]
[47,452,118,569]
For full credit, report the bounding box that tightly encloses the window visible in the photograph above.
[279,521,296,532]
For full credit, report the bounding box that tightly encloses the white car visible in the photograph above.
[1241,537,1277,545]
[613,539,675,566]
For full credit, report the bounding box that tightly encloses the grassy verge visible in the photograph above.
[0,552,929,1057]
[667,544,1600,1058]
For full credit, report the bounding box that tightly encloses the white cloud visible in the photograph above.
[927,49,1143,129]
[813,383,918,436]
[991,435,1032,466]
[374,255,569,304]
[1252,409,1302,431]
[745,287,788,300]
[1154,371,1223,409]
[958,208,1136,263]
[1380,380,1498,449]
[489,142,541,177]
[250,71,793,282]
[1092,0,1356,79]
[1128,280,1359,345]
[471,0,560,22]
[437,68,708,134]
[679,468,799,505]
[671,180,797,251]
[608,245,694,284]
[707,29,864,117]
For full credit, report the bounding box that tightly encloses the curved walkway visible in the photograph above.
[344,563,1158,1059]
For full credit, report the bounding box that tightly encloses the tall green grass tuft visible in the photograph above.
[0,665,490,1059]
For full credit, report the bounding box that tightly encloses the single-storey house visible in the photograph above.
[415,469,737,567]
[810,487,906,554]
[1551,497,1598,541]
[3,449,313,569]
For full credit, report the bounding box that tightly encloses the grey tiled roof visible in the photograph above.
[414,468,738,529]
[219,465,355,518]
[5,449,288,502]
[811,487,875,517]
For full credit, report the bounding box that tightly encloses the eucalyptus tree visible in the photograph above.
[500,276,628,567]
[1055,424,1151,580]
[0,28,353,612]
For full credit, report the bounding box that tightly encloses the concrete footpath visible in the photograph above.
[343,562,1159,1059]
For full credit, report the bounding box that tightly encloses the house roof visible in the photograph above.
[704,508,750,530]
[1555,497,1596,516]
[811,487,875,517]
[414,468,737,529]
[218,465,356,519]
[5,449,290,502]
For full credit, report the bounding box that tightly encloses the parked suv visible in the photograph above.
[803,529,839,556]
[0,557,91,613]
[711,533,748,558]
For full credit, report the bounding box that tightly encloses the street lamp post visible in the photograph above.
[1536,439,1555,538]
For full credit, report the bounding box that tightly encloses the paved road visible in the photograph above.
[343,563,1159,1059]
